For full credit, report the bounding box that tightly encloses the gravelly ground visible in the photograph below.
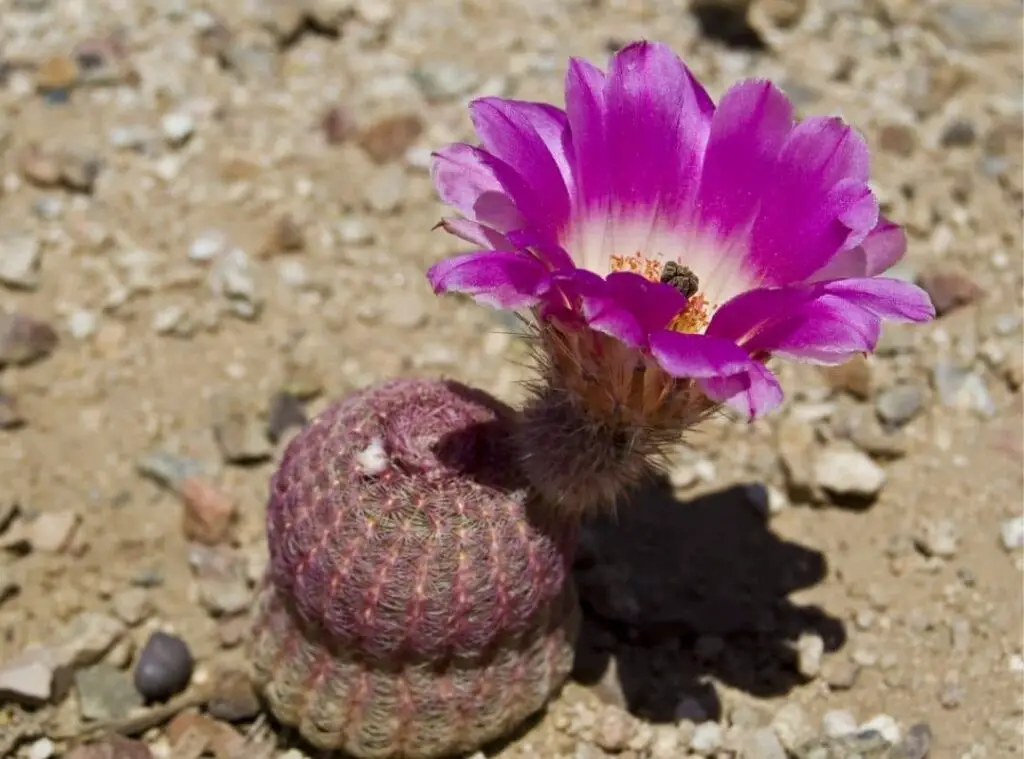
[0,0,1021,758]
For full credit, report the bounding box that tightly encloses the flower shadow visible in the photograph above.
[571,475,846,723]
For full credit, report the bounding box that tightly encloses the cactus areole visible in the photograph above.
[250,378,579,759]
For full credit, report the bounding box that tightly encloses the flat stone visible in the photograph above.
[75,664,143,722]
[211,391,273,464]
[51,612,126,668]
[0,312,58,366]
[0,235,42,290]
[814,445,886,502]
[0,646,68,705]
[28,510,80,553]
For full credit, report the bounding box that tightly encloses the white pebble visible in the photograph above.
[1009,653,1024,674]
[27,738,55,759]
[189,230,226,262]
[162,112,196,146]
[796,633,824,678]
[277,259,308,288]
[67,309,98,339]
[1000,516,1024,551]
[689,722,723,755]
[821,709,858,738]
[861,714,900,744]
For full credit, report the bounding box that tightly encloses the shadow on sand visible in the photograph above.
[571,474,846,724]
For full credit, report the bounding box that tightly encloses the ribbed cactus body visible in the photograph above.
[249,378,579,758]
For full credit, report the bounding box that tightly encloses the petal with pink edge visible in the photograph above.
[818,277,935,322]
[431,144,526,232]
[699,362,784,419]
[438,218,513,250]
[426,251,551,310]
[648,331,754,379]
[806,218,907,281]
[744,296,882,364]
[471,98,573,197]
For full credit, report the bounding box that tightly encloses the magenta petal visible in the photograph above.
[696,80,793,239]
[431,144,526,232]
[603,271,687,332]
[505,230,576,271]
[600,41,714,219]
[807,218,907,281]
[439,218,513,249]
[699,362,784,419]
[648,331,754,379]
[564,56,610,218]
[748,117,878,286]
[427,251,551,309]
[819,277,936,322]
[706,287,810,344]
[744,295,882,363]
[469,98,573,236]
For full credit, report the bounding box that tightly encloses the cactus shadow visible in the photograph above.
[570,475,847,724]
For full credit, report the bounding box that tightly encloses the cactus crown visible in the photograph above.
[265,378,575,661]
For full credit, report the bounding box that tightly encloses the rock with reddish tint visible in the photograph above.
[322,104,355,145]
[820,355,872,400]
[249,378,579,759]
[916,268,984,316]
[358,113,424,163]
[0,312,58,366]
[206,669,261,722]
[0,394,25,430]
[181,478,235,545]
[65,736,153,759]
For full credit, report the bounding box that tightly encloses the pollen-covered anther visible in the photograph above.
[667,292,710,334]
[609,251,662,280]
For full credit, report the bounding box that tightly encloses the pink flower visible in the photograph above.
[426,41,933,425]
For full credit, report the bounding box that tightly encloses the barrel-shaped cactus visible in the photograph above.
[249,378,579,758]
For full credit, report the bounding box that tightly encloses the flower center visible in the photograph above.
[610,252,711,334]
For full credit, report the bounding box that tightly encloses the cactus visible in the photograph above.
[249,378,579,759]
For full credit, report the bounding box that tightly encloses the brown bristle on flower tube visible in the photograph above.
[248,378,579,759]
[515,319,718,516]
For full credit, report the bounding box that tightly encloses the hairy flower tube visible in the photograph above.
[426,40,935,513]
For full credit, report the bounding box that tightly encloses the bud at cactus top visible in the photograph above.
[426,40,934,433]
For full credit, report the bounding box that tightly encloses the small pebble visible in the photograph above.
[133,631,194,702]
[890,723,933,759]
[814,445,887,501]
[821,709,858,738]
[875,384,925,427]
[161,113,196,146]
[111,588,153,627]
[796,633,824,678]
[181,477,235,545]
[0,235,42,290]
[67,309,98,340]
[739,728,786,759]
[689,722,723,755]
[914,519,960,558]
[27,738,55,759]
[206,669,261,722]
[999,516,1024,550]
[860,714,900,743]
